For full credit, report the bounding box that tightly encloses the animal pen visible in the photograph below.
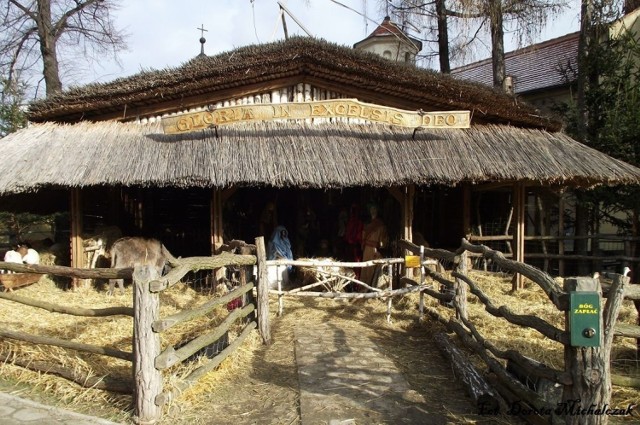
[0,242,267,424]
[2,36,640,424]
[3,234,639,424]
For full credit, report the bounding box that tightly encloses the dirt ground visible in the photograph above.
[157,295,520,425]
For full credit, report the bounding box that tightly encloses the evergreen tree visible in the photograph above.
[0,76,27,137]
[557,12,640,271]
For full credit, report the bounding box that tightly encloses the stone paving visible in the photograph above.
[295,323,448,425]
[0,392,122,425]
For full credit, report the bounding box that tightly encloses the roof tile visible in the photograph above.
[452,32,579,93]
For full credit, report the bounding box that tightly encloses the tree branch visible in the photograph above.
[8,0,36,21]
[53,0,105,37]
[446,8,485,19]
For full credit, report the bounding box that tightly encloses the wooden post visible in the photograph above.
[386,263,393,323]
[512,182,525,290]
[504,206,513,255]
[404,185,415,278]
[255,237,271,345]
[387,185,413,278]
[561,275,628,425]
[277,265,284,316]
[70,188,83,289]
[419,245,425,319]
[211,189,225,284]
[462,183,471,238]
[404,184,415,242]
[133,265,162,425]
[536,194,549,273]
[455,250,468,321]
[558,194,565,277]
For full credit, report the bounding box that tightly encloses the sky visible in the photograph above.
[77,0,582,87]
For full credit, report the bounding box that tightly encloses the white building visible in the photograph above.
[353,16,422,64]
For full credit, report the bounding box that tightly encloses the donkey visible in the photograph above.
[108,237,173,295]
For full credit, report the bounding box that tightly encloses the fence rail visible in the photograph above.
[0,241,271,425]
[400,237,638,425]
[2,236,639,424]
[468,234,640,277]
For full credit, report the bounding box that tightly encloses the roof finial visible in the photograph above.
[197,24,208,57]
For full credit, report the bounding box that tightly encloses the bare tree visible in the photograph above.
[0,0,127,97]
[382,1,566,89]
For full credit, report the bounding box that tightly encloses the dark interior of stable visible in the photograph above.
[4,185,584,275]
[78,185,475,260]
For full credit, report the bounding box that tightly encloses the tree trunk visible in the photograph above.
[37,0,62,96]
[576,0,593,141]
[436,0,450,74]
[489,0,505,90]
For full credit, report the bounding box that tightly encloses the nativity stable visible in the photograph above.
[1,32,639,280]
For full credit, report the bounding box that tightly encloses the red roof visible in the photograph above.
[354,16,423,51]
[451,32,579,94]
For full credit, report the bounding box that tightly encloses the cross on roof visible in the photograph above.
[197,24,208,57]
[197,24,208,38]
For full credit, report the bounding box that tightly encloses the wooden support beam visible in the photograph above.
[403,184,414,242]
[210,188,226,284]
[70,188,83,289]
[512,183,526,290]
[463,183,471,238]
[211,189,224,254]
[558,194,565,277]
[256,236,271,345]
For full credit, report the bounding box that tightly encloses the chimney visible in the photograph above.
[503,75,515,95]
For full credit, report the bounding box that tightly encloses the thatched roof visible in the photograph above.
[28,37,560,130]
[1,120,638,195]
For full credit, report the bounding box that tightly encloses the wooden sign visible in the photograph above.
[161,99,470,134]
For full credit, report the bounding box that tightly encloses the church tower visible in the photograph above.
[353,16,422,64]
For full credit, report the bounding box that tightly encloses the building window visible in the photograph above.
[405,52,412,62]
[383,50,392,59]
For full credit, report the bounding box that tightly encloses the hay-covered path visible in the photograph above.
[163,296,518,425]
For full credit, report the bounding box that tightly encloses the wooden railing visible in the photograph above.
[0,264,135,393]
[264,255,442,323]
[0,237,272,425]
[469,234,640,275]
[400,238,638,425]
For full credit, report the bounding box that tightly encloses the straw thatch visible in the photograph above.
[1,120,639,195]
[27,37,558,130]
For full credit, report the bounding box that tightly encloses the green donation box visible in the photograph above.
[569,292,601,347]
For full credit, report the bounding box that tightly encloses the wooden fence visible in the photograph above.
[2,235,640,424]
[399,238,639,425]
[0,236,272,425]
[265,254,444,323]
[469,233,640,275]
